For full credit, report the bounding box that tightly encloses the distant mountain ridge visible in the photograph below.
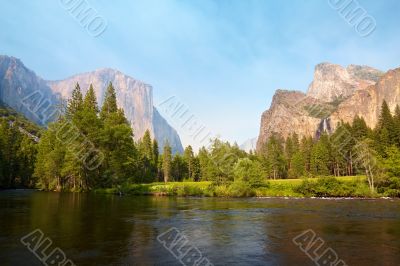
[0,55,183,153]
[240,137,257,152]
[256,62,398,151]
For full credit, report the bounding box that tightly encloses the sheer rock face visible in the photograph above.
[256,90,322,150]
[0,55,183,154]
[256,63,397,152]
[47,69,155,142]
[307,63,383,102]
[331,68,400,129]
[0,55,60,125]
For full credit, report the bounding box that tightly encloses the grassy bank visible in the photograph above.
[95,176,388,198]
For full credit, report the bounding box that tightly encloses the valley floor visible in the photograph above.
[95,176,390,198]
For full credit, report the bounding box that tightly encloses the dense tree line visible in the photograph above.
[1,84,400,194]
[32,82,212,191]
[253,100,400,191]
[0,106,38,188]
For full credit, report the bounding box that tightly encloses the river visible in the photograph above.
[0,190,399,265]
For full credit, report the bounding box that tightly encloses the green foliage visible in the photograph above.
[376,145,400,196]
[100,109,136,187]
[34,120,67,191]
[84,84,99,113]
[197,139,245,185]
[0,108,38,188]
[394,105,400,146]
[300,136,313,173]
[233,158,267,188]
[382,146,400,178]
[162,142,172,183]
[310,133,331,176]
[375,100,397,154]
[0,103,42,136]
[294,177,373,197]
[286,133,302,178]
[138,130,153,160]
[136,130,158,183]
[260,134,286,179]
[100,82,118,119]
[171,154,186,181]
[197,147,214,181]
[67,83,83,118]
[330,122,354,176]
[3,87,400,198]
[227,181,255,197]
[34,82,137,191]
[352,115,370,140]
[183,145,195,180]
[289,151,305,178]
[191,157,201,181]
[95,177,375,198]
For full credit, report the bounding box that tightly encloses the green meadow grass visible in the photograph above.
[95,176,379,198]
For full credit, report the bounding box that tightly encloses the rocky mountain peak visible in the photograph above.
[307,62,382,102]
[256,89,324,150]
[346,64,383,82]
[330,67,400,129]
[0,55,183,153]
[256,62,396,152]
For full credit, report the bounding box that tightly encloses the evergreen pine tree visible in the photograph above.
[162,142,172,183]
[310,133,331,176]
[376,100,396,149]
[191,156,201,181]
[285,133,300,177]
[171,154,186,181]
[352,115,369,140]
[300,136,314,174]
[152,139,159,181]
[137,130,153,183]
[100,82,118,120]
[394,105,400,147]
[140,130,153,160]
[197,147,213,181]
[331,122,355,176]
[289,151,305,178]
[34,120,67,191]
[67,83,83,118]
[152,139,159,166]
[261,134,286,179]
[84,84,99,113]
[183,145,194,180]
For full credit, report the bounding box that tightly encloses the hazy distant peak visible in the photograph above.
[307,62,382,102]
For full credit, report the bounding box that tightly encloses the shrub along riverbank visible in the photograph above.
[94,176,396,198]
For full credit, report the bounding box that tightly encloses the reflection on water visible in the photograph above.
[0,190,400,265]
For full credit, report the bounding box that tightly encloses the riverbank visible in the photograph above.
[94,176,392,198]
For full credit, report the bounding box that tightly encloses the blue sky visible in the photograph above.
[1,0,400,149]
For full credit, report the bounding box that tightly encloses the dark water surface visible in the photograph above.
[0,190,399,265]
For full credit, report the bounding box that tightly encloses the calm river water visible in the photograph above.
[0,190,399,265]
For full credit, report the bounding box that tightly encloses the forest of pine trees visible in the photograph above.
[0,106,38,188]
[1,81,400,194]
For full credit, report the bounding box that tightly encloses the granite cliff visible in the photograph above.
[0,55,183,153]
[256,62,398,151]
